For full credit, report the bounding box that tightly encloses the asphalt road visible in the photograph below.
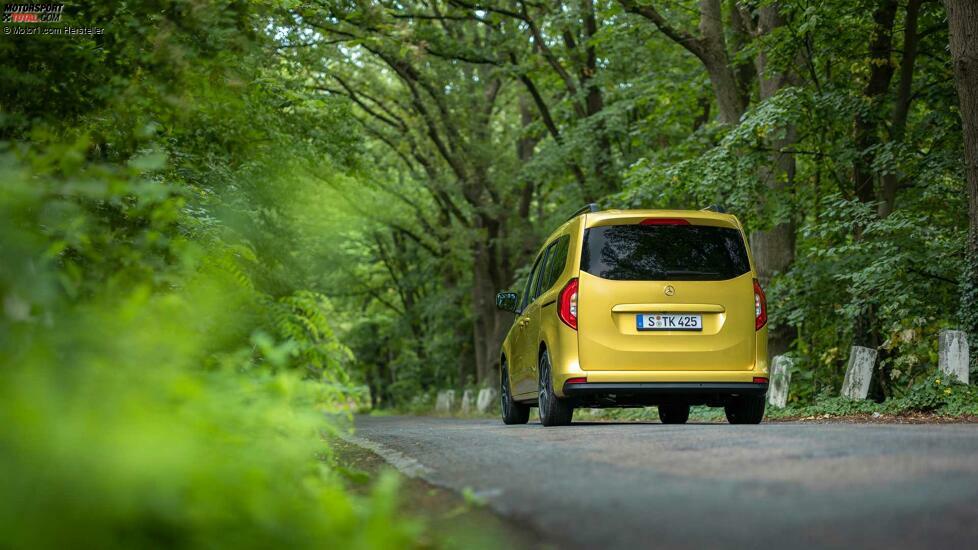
[351,416,978,549]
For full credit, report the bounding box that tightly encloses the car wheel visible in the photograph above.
[724,394,766,424]
[500,359,530,425]
[538,349,574,427]
[658,403,690,424]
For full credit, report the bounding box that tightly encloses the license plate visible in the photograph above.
[636,313,702,331]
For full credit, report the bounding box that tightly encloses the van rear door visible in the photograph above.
[577,217,755,372]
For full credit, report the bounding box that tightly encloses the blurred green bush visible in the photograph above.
[0,142,420,547]
[0,0,421,545]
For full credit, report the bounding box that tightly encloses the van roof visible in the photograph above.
[542,208,744,248]
[583,209,742,230]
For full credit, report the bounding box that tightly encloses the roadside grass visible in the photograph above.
[400,374,978,424]
[767,375,978,421]
[577,376,978,423]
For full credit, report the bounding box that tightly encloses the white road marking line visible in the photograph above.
[337,432,433,479]
[472,487,504,500]
[338,430,507,503]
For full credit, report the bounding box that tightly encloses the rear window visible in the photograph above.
[581,224,750,281]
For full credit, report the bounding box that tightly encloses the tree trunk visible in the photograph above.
[697,0,748,124]
[580,0,619,196]
[853,0,898,209]
[517,95,540,259]
[702,51,748,125]
[471,209,514,387]
[750,3,798,359]
[471,239,492,387]
[851,0,898,400]
[750,215,796,358]
[945,0,978,373]
[880,0,923,218]
[471,269,511,387]
[726,0,756,102]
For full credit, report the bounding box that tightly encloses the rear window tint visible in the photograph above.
[581,224,750,281]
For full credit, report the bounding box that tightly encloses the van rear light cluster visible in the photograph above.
[558,278,579,330]
[753,278,767,330]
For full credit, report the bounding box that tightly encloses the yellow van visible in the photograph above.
[495,205,769,426]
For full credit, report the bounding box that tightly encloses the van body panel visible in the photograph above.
[577,271,756,372]
[506,216,585,399]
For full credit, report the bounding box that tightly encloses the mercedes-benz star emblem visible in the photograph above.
[664,285,675,296]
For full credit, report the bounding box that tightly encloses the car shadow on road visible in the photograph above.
[533,421,725,426]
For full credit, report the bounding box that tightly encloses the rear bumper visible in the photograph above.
[562,381,767,407]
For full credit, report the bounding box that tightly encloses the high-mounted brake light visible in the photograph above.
[640,218,690,225]
[558,278,579,330]
[753,278,767,330]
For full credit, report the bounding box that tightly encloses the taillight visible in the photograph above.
[558,278,579,330]
[565,377,587,385]
[753,377,769,384]
[640,218,690,225]
[753,278,767,330]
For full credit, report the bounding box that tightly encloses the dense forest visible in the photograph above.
[1,0,976,546]
[301,0,978,404]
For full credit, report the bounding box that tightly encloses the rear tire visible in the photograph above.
[500,359,530,425]
[538,349,574,426]
[724,395,766,424]
[658,403,690,424]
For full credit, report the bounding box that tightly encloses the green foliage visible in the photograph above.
[0,142,418,546]
[960,244,978,378]
[272,291,356,380]
[267,0,975,410]
[0,0,421,546]
[767,375,978,419]
[0,306,417,549]
[770,193,964,397]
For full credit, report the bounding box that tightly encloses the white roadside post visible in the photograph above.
[938,330,970,384]
[476,388,497,413]
[435,390,456,414]
[768,355,793,408]
[841,346,877,400]
[460,389,475,413]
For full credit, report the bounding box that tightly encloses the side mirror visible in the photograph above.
[495,291,519,313]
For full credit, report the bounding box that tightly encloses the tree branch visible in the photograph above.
[617,0,707,61]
